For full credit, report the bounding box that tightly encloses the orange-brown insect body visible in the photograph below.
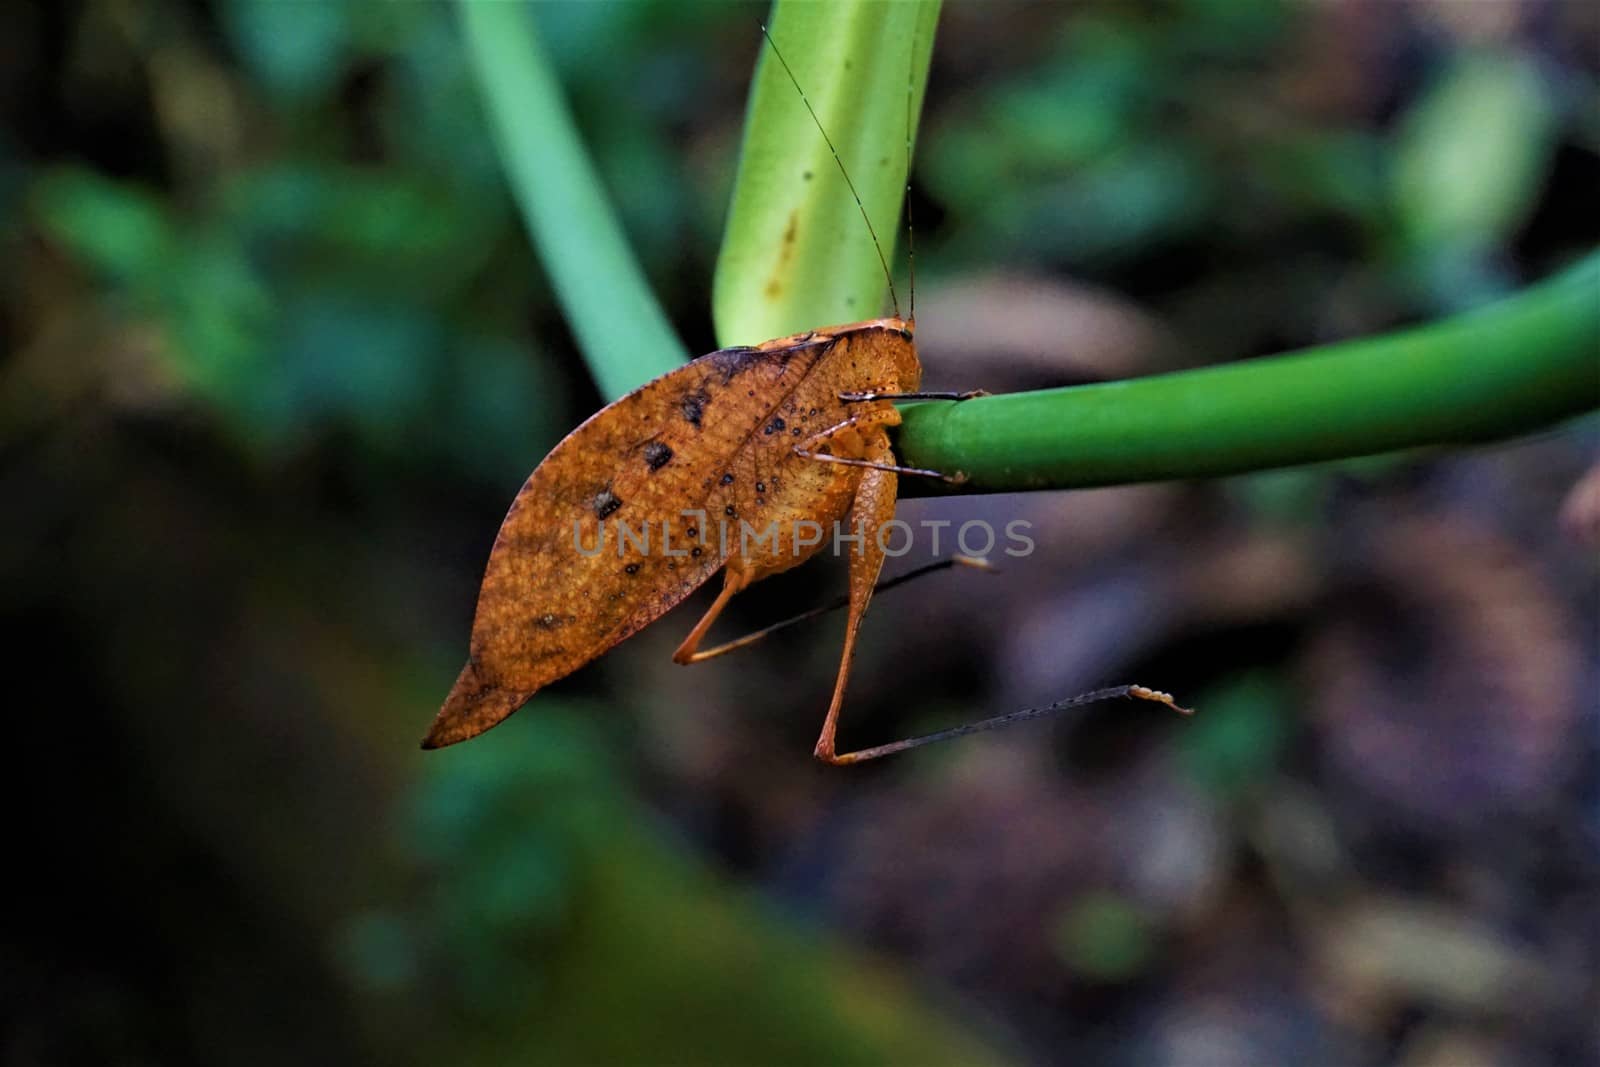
[424,317,919,752]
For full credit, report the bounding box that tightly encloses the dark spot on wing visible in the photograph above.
[720,472,734,485]
[691,546,703,558]
[624,563,640,575]
[535,613,562,630]
[681,388,710,426]
[755,481,765,493]
[765,416,786,435]
[643,441,673,471]
[593,489,622,520]
[724,505,737,517]
[705,346,762,385]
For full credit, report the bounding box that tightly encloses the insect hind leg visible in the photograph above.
[812,436,900,763]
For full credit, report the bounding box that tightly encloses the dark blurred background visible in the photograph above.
[3,1,1597,1064]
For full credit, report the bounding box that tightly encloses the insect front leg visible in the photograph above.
[793,409,965,484]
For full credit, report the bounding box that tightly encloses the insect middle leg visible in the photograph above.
[673,556,995,665]
[671,567,751,665]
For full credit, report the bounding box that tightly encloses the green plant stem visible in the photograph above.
[459,2,686,401]
[897,251,1600,495]
[714,0,940,347]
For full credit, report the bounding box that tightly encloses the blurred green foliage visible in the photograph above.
[1053,891,1158,984]
[370,709,1005,1065]
[27,1,563,481]
[1179,672,1292,799]
[924,14,1223,268]
[1394,49,1560,304]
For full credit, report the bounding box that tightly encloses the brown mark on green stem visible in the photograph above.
[765,210,800,299]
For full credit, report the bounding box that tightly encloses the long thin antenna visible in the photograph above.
[760,23,901,320]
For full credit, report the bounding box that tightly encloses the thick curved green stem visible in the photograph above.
[897,252,1600,495]
[459,3,687,401]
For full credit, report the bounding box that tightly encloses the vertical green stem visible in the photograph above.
[714,0,941,347]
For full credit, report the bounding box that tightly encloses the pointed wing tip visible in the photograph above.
[418,721,483,750]
[421,661,530,752]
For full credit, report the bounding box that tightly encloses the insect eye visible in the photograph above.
[898,328,913,342]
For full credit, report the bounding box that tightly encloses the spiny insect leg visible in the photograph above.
[825,685,1193,765]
